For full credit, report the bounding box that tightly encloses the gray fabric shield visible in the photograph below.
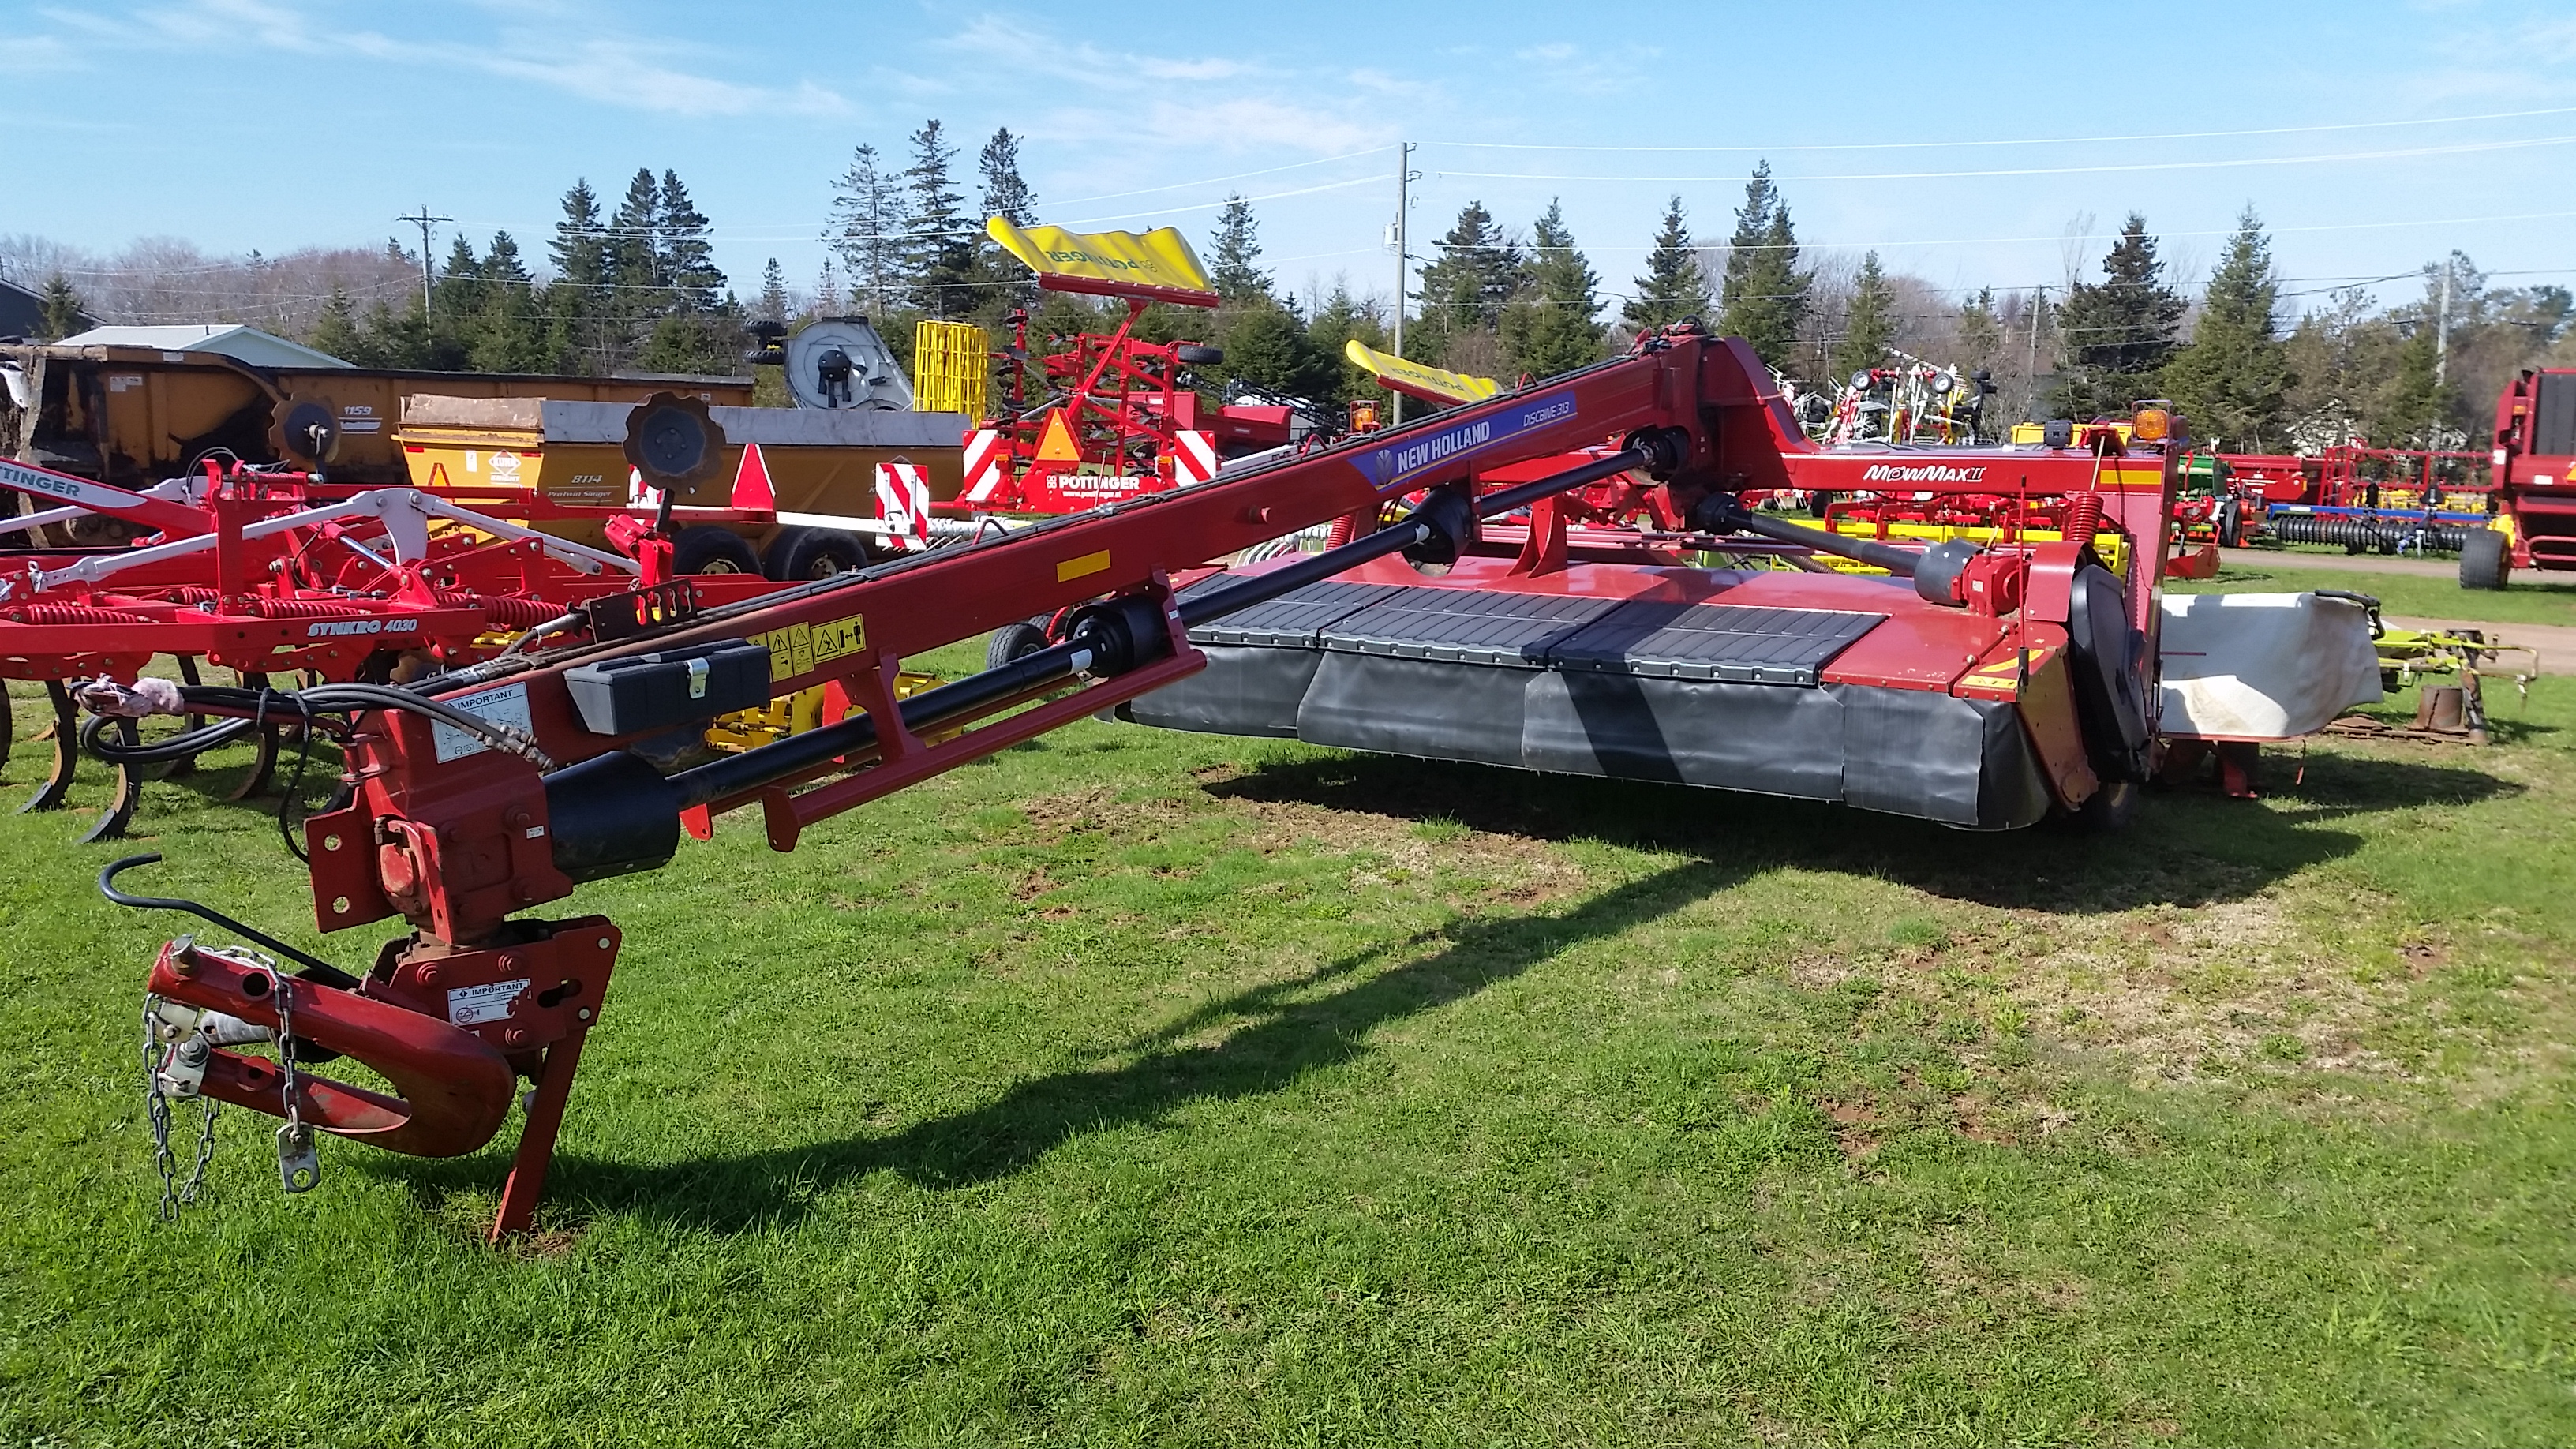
[1121,577,2050,829]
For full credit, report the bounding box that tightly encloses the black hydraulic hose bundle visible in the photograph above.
[82,680,554,770]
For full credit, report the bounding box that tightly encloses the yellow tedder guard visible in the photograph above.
[985,218,1220,307]
[1343,340,1503,407]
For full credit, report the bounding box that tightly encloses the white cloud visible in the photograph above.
[42,0,851,118]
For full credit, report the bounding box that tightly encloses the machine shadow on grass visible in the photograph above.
[449,860,1751,1234]
[1196,746,2522,915]
[376,742,2524,1234]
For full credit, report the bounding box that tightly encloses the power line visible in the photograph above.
[1042,147,1393,208]
[1434,133,2576,185]
[1424,103,2576,154]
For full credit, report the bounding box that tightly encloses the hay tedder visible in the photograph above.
[94,300,2376,1239]
[949,219,1309,522]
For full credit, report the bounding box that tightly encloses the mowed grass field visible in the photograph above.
[3,590,2574,1446]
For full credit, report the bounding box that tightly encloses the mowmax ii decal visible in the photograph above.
[1861,462,1990,484]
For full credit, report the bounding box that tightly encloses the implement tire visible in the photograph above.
[765,526,871,581]
[2459,527,2511,591]
[673,526,762,576]
[2075,779,2140,832]
[987,620,1049,671]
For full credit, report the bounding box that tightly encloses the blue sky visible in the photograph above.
[7,0,2574,314]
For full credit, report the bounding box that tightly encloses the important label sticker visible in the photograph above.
[430,682,532,763]
[445,979,529,1027]
[751,612,866,685]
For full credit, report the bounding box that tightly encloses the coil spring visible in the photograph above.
[2267,515,2466,554]
[439,593,560,628]
[2,603,156,624]
[242,597,366,620]
[2063,492,2104,549]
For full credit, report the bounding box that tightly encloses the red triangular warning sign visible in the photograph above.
[428,460,451,488]
[1034,409,1083,464]
[730,442,775,510]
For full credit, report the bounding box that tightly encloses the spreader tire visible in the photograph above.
[2459,527,2511,591]
[766,526,871,581]
[673,526,762,576]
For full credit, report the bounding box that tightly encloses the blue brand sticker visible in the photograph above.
[1354,389,1578,492]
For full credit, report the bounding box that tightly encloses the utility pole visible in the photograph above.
[396,205,452,318]
[1390,142,1416,425]
[2026,285,2045,418]
[2434,254,2452,388]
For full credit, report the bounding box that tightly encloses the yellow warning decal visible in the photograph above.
[751,612,867,683]
[1057,549,1112,583]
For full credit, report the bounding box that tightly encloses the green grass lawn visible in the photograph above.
[2175,560,2576,630]
[4,627,2574,1444]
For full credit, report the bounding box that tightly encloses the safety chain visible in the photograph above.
[140,992,219,1222]
[140,943,326,1222]
[260,963,321,1193]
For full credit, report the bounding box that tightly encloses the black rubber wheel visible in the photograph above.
[2459,528,2511,590]
[672,526,762,576]
[764,526,871,581]
[2217,496,2243,549]
[986,621,1050,671]
[1174,343,1224,365]
[2075,779,2140,832]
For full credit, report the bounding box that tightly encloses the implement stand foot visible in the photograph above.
[490,1028,590,1244]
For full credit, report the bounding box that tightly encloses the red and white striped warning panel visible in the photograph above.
[874,462,933,549]
[1170,429,1219,486]
[960,429,1008,504]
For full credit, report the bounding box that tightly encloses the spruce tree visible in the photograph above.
[1208,196,1271,303]
[471,233,551,373]
[1955,287,2002,374]
[974,129,1039,316]
[977,128,1037,226]
[429,236,484,364]
[1829,251,1896,383]
[607,168,665,295]
[659,170,726,312]
[827,143,905,316]
[901,121,975,319]
[758,260,790,324]
[2159,206,2290,449]
[1415,200,1525,362]
[1624,195,1709,332]
[1306,281,1391,406]
[1500,199,1604,379]
[2051,213,2185,418]
[549,179,610,371]
[1716,163,1807,369]
[1215,301,1335,402]
[2372,325,2445,447]
[306,284,366,362]
[36,274,87,341]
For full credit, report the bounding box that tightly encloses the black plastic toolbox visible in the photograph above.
[563,640,772,736]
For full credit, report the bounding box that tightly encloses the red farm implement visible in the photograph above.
[2462,366,2576,588]
[88,308,2374,1243]
[2,445,781,838]
[951,219,1314,522]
